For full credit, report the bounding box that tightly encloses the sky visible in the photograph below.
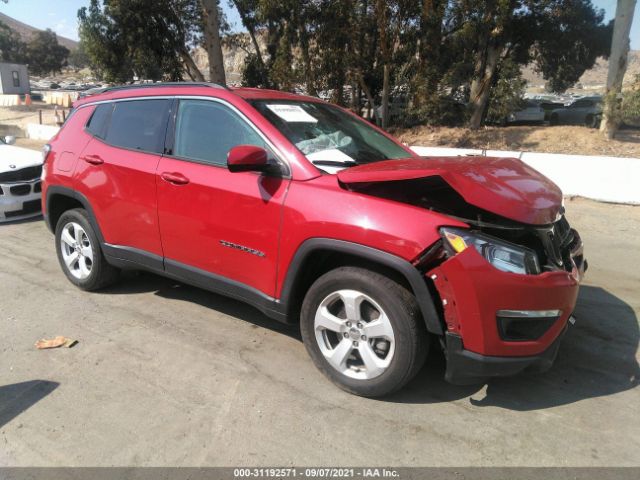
[0,0,638,49]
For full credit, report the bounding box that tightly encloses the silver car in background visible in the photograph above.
[506,100,546,124]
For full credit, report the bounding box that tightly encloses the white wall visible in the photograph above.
[26,123,60,141]
[411,146,640,205]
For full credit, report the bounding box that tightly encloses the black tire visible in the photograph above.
[549,113,559,126]
[55,208,119,291]
[586,114,601,129]
[300,266,428,397]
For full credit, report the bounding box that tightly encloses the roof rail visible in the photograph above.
[97,82,227,94]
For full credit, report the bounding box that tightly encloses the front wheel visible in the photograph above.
[300,266,428,397]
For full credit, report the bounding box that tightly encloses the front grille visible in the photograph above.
[5,199,41,218]
[9,184,31,196]
[0,165,43,183]
[535,217,575,271]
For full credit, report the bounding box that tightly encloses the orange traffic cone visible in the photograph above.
[24,94,32,106]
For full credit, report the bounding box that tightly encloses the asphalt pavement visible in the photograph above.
[0,197,638,466]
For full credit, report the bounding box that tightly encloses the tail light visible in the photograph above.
[42,144,52,164]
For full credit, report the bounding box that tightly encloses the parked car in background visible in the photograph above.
[42,83,586,397]
[538,101,566,121]
[550,96,603,128]
[506,100,546,124]
[0,136,43,222]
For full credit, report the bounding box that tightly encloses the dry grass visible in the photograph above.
[393,125,640,158]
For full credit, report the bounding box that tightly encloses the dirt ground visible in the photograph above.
[0,103,67,136]
[394,125,640,158]
[0,197,638,466]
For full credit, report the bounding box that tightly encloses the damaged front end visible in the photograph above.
[425,213,586,384]
[338,157,587,385]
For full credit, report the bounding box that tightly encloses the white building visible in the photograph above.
[0,63,30,95]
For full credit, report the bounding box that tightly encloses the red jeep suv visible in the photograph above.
[42,83,586,397]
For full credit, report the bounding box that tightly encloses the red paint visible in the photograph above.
[227,145,269,172]
[428,242,585,356]
[156,157,288,296]
[44,84,585,369]
[338,157,563,225]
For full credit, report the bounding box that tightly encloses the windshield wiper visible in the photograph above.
[311,160,358,167]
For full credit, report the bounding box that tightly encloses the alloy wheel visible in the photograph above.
[60,222,94,280]
[314,289,395,380]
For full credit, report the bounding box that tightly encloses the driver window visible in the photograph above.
[173,99,266,166]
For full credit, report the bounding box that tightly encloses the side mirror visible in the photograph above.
[227,145,271,173]
[2,135,16,145]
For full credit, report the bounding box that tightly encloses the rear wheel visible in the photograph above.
[300,266,428,397]
[55,208,119,291]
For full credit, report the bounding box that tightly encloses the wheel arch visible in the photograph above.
[45,186,105,244]
[279,239,444,335]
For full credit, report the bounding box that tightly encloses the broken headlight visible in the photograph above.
[440,227,540,275]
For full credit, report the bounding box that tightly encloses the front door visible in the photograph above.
[156,98,290,297]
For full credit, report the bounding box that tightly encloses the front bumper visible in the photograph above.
[0,179,42,222]
[444,325,569,385]
[428,228,586,381]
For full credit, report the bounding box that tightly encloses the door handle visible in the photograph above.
[81,154,104,165]
[161,172,190,185]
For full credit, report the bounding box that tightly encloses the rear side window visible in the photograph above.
[86,104,112,139]
[104,99,170,153]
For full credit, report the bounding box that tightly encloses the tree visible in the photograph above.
[202,0,226,84]
[485,58,527,125]
[458,1,611,128]
[532,1,614,93]
[0,20,27,63]
[68,42,90,70]
[411,0,446,113]
[232,0,613,130]
[26,29,69,76]
[600,0,637,139]
[78,0,205,83]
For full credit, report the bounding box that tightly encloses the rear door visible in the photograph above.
[156,98,289,297]
[74,99,171,258]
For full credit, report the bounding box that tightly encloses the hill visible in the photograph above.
[0,12,79,51]
[523,50,640,91]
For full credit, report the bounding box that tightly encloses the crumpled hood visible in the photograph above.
[337,156,563,225]
[0,145,43,173]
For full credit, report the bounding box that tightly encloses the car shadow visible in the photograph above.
[0,380,59,428]
[101,271,301,341]
[100,275,638,410]
[388,285,639,409]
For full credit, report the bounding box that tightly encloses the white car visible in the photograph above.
[507,101,546,124]
[0,136,44,222]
